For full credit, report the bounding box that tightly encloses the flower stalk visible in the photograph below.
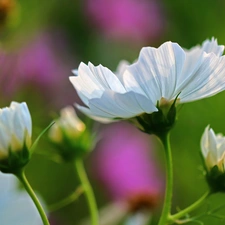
[48,186,84,212]
[14,169,50,225]
[157,130,211,225]
[75,158,99,225]
[158,132,173,225]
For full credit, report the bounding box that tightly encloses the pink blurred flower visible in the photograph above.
[0,30,76,108]
[0,51,19,99]
[85,0,165,43]
[93,121,164,212]
[17,32,67,88]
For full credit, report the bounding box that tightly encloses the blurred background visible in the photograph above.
[1,0,225,224]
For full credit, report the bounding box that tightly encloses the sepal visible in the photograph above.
[50,128,95,162]
[206,165,225,193]
[0,142,30,173]
[135,96,178,136]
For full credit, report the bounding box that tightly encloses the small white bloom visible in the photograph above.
[70,38,225,122]
[49,106,86,144]
[0,102,32,160]
[201,125,225,172]
[0,173,43,225]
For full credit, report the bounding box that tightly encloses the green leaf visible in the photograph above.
[30,121,55,153]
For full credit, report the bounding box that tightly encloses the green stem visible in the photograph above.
[158,132,173,225]
[48,186,84,212]
[168,190,211,223]
[14,169,50,225]
[75,158,99,225]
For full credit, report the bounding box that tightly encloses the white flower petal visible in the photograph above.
[207,128,219,165]
[18,102,32,137]
[186,38,224,56]
[10,101,20,109]
[115,60,130,82]
[70,62,126,106]
[201,38,224,56]
[12,110,26,143]
[88,91,157,119]
[176,50,205,92]
[72,69,78,76]
[125,42,186,103]
[70,63,105,105]
[0,107,13,132]
[201,125,210,159]
[218,140,225,160]
[180,53,225,102]
[76,104,114,123]
[87,62,126,93]
[0,124,11,154]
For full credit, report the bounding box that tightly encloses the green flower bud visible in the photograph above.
[48,106,94,161]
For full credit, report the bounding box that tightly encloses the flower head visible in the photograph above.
[70,38,225,134]
[0,102,32,173]
[201,125,225,192]
[48,106,94,161]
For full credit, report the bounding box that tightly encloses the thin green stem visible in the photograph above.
[48,186,84,212]
[75,158,99,225]
[14,169,50,225]
[168,190,211,223]
[158,132,173,225]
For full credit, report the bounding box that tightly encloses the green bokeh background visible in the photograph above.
[2,0,225,224]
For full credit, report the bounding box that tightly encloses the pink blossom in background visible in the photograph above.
[16,31,76,108]
[0,51,19,99]
[93,122,164,212]
[0,30,76,108]
[85,0,165,44]
[17,32,67,88]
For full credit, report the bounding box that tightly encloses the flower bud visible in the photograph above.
[48,106,94,161]
[0,102,32,173]
[201,125,225,192]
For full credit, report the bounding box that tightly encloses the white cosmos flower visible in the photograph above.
[69,38,225,122]
[0,102,32,160]
[201,125,225,173]
[0,173,43,225]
